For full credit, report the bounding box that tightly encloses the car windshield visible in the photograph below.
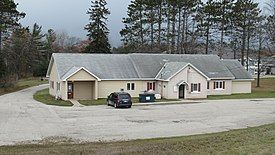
[119,94,130,99]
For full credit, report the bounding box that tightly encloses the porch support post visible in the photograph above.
[94,80,98,100]
[65,81,68,100]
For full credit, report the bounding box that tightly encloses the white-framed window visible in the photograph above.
[56,82,60,91]
[147,82,156,91]
[214,81,225,90]
[127,83,135,90]
[191,83,201,93]
[50,81,54,89]
[207,82,210,90]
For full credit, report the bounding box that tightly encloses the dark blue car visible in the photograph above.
[107,92,132,108]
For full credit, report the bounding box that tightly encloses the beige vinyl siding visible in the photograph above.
[66,69,98,100]
[97,80,161,98]
[60,81,67,100]
[98,81,142,98]
[207,80,232,95]
[49,62,59,97]
[67,69,97,81]
[232,81,252,94]
[167,65,208,99]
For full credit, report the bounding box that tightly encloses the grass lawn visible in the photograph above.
[33,89,73,107]
[79,98,179,106]
[0,77,48,96]
[208,78,275,100]
[1,123,275,155]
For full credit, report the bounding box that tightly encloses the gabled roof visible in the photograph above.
[155,62,189,80]
[155,62,210,81]
[222,59,253,80]
[47,53,252,81]
[61,66,101,81]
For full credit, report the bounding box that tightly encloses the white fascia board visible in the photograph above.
[62,67,101,82]
[233,78,255,81]
[100,78,156,81]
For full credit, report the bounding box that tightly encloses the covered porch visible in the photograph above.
[62,67,100,100]
[67,81,98,100]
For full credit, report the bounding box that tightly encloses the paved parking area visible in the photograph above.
[0,85,275,146]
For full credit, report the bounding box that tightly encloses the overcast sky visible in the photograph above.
[15,0,267,47]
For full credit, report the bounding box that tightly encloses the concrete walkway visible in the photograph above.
[0,85,275,146]
[69,100,83,107]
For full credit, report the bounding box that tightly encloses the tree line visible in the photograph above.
[118,0,274,65]
[0,0,275,88]
[0,0,89,87]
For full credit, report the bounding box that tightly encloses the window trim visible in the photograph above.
[191,83,201,93]
[214,81,225,90]
[147,82,156,91]
[127,83,135,91]
[127,83,131,90]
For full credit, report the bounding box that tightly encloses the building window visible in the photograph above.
[207,82,210,89]
[127,83,135,90]
[56,82,60,91]
[191,83,201,92]
[214,81,225,90]
[147,82,156,91]
[50,81,54,89]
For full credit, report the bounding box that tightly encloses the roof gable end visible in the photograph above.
[62,67,101,81]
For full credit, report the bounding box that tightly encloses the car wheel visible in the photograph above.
[128,106,132,108]
[107,100,110,106]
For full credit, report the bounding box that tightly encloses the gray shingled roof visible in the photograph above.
[129,54,235,79]
[48,53,252,81]
[222,59,253,80]
[60,66,81,80]
[156,62,189,80]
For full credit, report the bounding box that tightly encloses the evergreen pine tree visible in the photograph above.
[44,29,56,61]
[121,0,146,47]
[0,0,25,53]
[0,0,24,84]
[231,0,260,66]
[215,0,234,57]
[196,0,218,54]
[29,23,46,76]
[85,0,111,53]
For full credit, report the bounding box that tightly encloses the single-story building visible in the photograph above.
[46,53,253,100]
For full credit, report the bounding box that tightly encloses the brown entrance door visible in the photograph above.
[179,84,185,99]
[68,82,74,99]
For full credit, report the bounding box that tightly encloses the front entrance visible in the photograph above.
[179,84,185,99]
[68,82,74,99]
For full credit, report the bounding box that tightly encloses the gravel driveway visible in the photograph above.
[0,85,275,146]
